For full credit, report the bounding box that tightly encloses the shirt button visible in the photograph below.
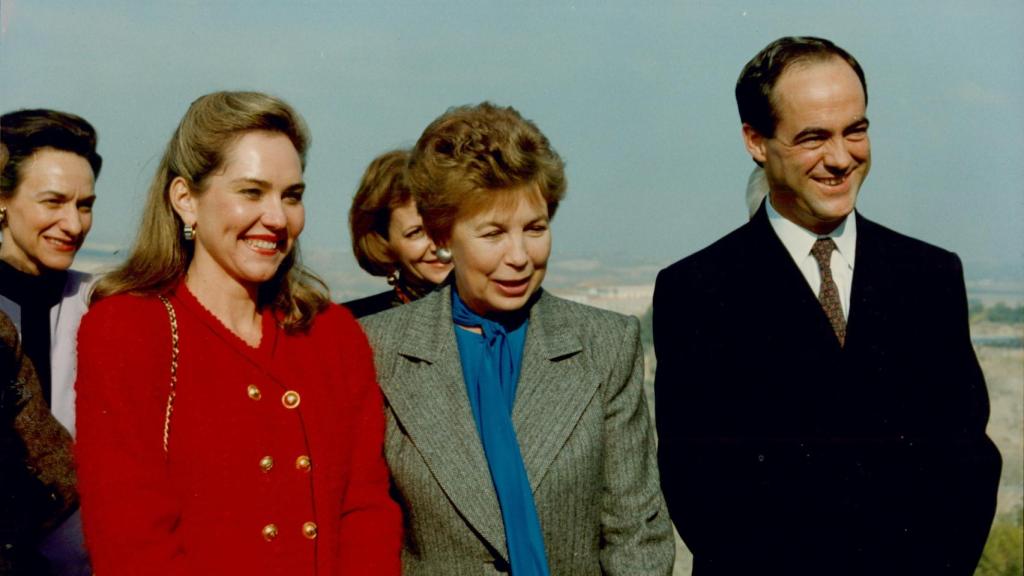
[302,521,318,540]
[247,385,262,401]
[295,455,312,472]
[259,455,274,472]
[281,390,301,409]
[262,523,279,541]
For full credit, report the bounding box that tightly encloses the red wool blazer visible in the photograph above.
[75,285,401,575]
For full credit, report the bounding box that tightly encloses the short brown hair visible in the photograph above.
[92,91,328,332]
[736,36,867,138]
[348,149,412,277]
[407,102,566,246]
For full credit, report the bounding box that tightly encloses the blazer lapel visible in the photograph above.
[381,287,509,559]
[512,291,594,493]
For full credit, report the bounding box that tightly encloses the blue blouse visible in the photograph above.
[452,289,550,575]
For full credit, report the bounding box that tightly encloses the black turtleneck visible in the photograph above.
[0,260,67,405]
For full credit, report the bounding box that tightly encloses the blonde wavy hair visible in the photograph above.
[91,91,328,332]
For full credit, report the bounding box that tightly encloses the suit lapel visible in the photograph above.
[748,206,844,350]
[846,213,889,352]
[380,287,509,559]
[512,292,594,493]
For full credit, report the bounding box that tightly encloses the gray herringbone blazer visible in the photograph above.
[361,285,674,575]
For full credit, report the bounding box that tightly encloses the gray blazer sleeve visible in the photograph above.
[599,315,675,575]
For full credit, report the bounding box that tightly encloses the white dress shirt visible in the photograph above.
[766,198,856,318]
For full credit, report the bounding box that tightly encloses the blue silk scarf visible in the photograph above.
[451,289,550,575]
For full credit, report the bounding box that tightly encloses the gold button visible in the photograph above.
[262,523,278,541]
[281,390,301,409]
[302,521,318,540]
[247,385,262,401]
[259,455,274,472]
[295,455,312,472]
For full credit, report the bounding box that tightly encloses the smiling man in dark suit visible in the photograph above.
[653,36,1001,576]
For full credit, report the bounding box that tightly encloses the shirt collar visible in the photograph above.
[766,196,857,271]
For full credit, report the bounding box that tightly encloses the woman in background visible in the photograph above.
[75,91,400,575]
[0,108,101,575]
[345,149,451,317]
[362,102,674,575]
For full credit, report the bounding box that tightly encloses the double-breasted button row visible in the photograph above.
[257,455,312,473]
[261,522,317,541]
[248,382,311,545]
[246,385,301,410]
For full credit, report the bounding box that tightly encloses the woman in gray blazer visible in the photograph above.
[362,102,674,575]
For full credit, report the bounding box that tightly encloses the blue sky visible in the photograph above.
[3,0,1022,290]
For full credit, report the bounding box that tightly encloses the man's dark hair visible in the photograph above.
[1,109,102,196]
[736,36,867,138]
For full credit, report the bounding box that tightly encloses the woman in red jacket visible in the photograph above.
[75,91,401,575]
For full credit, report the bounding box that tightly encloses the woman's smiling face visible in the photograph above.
[0,148,96,275]
[449,184,551,316]
[386,200,452,286]
[178,131,306,291]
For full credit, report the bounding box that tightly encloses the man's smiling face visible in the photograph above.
[744,56,871,234]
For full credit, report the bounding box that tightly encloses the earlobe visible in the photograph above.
[742,124,768,165]
[168,177,197,224]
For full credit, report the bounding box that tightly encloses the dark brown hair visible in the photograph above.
[348,149,412,277]
[1,108,102,198]
[736,36,867,138]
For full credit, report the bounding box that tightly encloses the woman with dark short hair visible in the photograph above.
[345,149,452,317]
[362,102,675,575]
[75,91,401,575]
[0,108,100,437]
[1,107,101,575]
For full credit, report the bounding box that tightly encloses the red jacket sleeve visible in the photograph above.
[333,309,402,574]
[75,296,189,576]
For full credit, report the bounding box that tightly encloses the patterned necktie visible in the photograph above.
[810,238,847,346]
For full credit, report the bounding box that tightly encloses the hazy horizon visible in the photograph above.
[3,1,1022,292]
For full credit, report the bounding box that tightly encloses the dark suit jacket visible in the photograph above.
[653,205,1001,576]
[1,310,78,573]
[343,289,399,319]
[362,285,675,575]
